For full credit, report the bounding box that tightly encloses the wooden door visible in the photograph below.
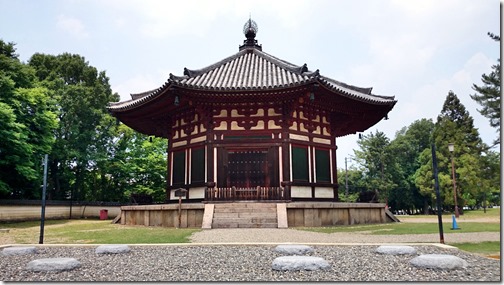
[227,149,268,188]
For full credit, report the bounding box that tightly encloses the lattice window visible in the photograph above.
[292,146,309,181]
[315,149,330,182]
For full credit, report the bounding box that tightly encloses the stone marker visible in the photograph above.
[2,246,37,256]
[410,254,468,270]
[26,258,80,272]
[272,256,330,271]
[375,245,417,255]
[95,244,131,254]
[274,245,314,255]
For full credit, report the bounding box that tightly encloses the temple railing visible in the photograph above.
[205,184,291,202]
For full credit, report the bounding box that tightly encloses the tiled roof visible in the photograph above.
[170,48,318,91]
[109,47,395,111]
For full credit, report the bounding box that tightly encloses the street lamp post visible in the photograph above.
[448,143,460,218]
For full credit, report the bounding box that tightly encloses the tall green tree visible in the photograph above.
[354,130,398,203]
[389,119,435,213]
[0,40,57,198]
[29,53,119,201]
[471,32,500,146]
[415,91,485,214]
[85,123,167,203]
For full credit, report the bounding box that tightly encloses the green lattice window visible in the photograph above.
[315,149,330,182]
[292,146,309,181]
[172,150,185,185]
[191,147,205,183]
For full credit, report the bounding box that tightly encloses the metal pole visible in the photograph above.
[178,196,182,228]
[345,157,349,197]
[483,191,487,213]
[431,144,444,244]
[450,153,460,218]
[39,154,48,244]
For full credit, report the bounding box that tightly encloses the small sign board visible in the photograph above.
[174,188,187,197]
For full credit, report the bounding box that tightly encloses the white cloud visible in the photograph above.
[56,14,89,39]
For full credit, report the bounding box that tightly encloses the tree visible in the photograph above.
[390,119,435,214]
[337,163,366,202]
[0,40,57,198]
[354,131,398,204]
[29,53,119,201]
[85,123,167,203]
[470,32,500,146]
[415,91,486,214]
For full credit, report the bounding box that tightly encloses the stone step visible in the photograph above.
[210,203,279,229]
[213,207,277,213]
[212,218,277,224]
[213,203,277,209]
[237,223,278,228]
[212,221,278,228]
[212,212,277,219]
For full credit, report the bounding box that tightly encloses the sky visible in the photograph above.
[0,0,500,170]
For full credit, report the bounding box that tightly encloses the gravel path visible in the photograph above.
[190,228,500,244]
[0,245,500,282]
[1,216,500,281]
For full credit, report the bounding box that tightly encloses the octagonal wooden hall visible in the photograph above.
[108,19,397,204]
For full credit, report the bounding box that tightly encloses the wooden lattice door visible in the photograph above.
[227,149,268,188]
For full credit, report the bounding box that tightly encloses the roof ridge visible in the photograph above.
[252,48,311,75]
[176,48,315,82]
[179,49,248,79]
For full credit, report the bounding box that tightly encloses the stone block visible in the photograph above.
[375,245,416,255]
[272,256,330,271]
[409,254,468,270]
[2,246,37,256]
[26,258,80,272]
[275,244,314,255]
[95,244,131,254]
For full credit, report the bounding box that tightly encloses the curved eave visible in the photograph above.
[108,81,174,112]
[317,76,396,106]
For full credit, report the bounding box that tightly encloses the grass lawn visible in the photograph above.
[0,219,200,244]
[300,222,500,235]
[451,241,501,256]
[398,207,500,221]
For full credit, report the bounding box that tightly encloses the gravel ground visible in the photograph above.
[0,245,500,282]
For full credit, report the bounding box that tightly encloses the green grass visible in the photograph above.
[1,219,200,244]
[300,222,500,235]
[450,241,500,255]
[398,208,500,220]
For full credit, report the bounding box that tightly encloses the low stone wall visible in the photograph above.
[286,202,388,227]
[120,204,205,228]
[0,205,121,222]
[119,202,390,228]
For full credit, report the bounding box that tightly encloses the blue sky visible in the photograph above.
[0,0,500,169]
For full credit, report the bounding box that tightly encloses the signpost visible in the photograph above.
[174,188,187,228]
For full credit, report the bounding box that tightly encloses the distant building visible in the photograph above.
[108,19,396,203]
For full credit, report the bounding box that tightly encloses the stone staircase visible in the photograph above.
[210,203,279,228]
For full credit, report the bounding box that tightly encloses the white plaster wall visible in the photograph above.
[290,186,312,198]
[315,187,334,198]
